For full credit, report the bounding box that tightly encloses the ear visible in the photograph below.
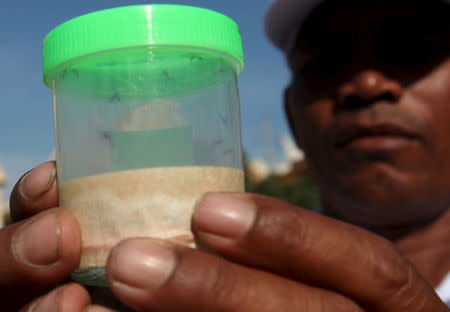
[284,87,305,150]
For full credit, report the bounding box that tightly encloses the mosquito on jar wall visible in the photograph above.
[109,91,121,104]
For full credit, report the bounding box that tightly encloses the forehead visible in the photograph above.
[292,0,449,58]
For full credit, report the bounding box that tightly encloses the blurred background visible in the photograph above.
[0,0,320,225]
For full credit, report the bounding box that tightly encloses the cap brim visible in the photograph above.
[265,0,450,53]
[265,0,322,52]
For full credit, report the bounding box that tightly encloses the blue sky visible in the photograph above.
[0,0,292,197]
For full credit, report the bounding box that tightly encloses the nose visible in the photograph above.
[337,70,404,109]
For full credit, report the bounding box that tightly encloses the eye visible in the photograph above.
[373,22,449,70]
[297,32,355,78]
[300,49,351,77]
[377,37,444,68]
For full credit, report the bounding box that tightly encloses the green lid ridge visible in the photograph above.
[43,4,244,86]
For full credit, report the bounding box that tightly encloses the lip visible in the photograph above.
[334,123,423,151]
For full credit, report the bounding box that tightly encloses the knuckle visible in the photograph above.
[322,294,363,312]
[386,264,428,310]
[284,217,317,259]
[367,239,413,294]
[257,204,315,255]
[206,262,253,311]
[292,286,364,312]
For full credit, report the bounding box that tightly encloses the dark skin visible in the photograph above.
[288,0,450,225]
[285,0,450,285]
[2,1,449,311]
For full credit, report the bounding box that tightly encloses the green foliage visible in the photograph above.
[245,173,321,210]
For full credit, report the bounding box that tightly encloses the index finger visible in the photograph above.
[192,193,448,312]
[9,161,59,223]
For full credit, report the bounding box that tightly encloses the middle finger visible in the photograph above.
[106,238,363,312]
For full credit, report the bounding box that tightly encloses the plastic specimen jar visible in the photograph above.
[42,5,245,286]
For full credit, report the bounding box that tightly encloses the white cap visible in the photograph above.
[265,0,450,53]
[265,0,323,52]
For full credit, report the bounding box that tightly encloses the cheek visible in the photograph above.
[411,60,450,109]
[410,60,450,159]
[406,60,450,190]
[296,99,335,144]
[295,99,335,179]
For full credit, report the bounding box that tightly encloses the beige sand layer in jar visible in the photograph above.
[60,166,244,268]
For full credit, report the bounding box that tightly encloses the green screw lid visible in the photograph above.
[43,4,244,86]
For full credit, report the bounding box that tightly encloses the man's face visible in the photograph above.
[286,0,450,226]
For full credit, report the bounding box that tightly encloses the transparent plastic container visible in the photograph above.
[43,5,245,286]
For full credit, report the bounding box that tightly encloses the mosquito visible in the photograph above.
[219,112,230,127]
[162,70,173,80]
[102,132,112,141]
[213,138,224,146]
[61,69,79,79]
[72,69,80,78]
[190,56,204,63]
[109,91,121,103]
[219,149,233,161]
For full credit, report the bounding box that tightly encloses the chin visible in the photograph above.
[325,162,444,227]
[341,162,408,201]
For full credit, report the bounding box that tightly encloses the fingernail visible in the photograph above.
[109,239,176,292]
[19,162,56,201]
[29,289,60,312]
[13,212,60,267]
[193,193,256,239]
